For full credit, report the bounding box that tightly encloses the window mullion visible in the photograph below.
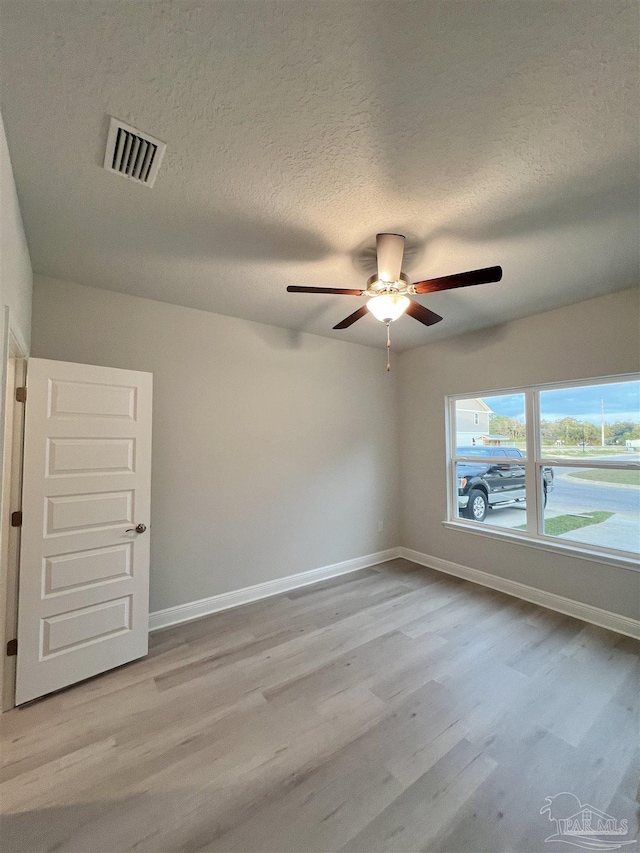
[447,397,457,522]
[536,459,640,470]
[524,388,539,535]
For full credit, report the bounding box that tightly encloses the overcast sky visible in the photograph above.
[481,380,640,424]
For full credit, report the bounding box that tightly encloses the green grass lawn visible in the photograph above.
[568,469,640,486]
[516,511,613,535]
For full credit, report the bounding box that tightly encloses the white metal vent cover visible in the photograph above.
[103,117,166,187]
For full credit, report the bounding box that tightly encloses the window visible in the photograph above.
[452,393,527,532]
[504,448,521,459]
[473,413,480,425]
[447,376,640,562]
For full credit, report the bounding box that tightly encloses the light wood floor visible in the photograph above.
[1,558,638,852]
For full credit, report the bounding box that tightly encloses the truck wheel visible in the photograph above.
[465,489,488,522]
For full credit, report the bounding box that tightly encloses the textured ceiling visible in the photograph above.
[1,0,638,349]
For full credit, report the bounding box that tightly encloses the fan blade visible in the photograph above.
[413,266,502,294]
[405,300,443,327]
[287,286,364,295]
[376,233,405,282]
[333,305,369,329]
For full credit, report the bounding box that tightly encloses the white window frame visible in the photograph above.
[445,373,640,571]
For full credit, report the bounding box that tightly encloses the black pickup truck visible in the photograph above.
[456,446,554,522]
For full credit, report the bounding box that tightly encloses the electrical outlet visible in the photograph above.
[378,520,384,532]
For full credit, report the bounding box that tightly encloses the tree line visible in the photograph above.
[489,414,640,445]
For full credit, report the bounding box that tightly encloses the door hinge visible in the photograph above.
[11,511,22,527]
[6,639,17,656]
[15,386,26,403]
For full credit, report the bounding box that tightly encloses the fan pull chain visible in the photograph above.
[386,322,391,372]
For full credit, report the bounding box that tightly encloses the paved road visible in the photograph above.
[548,468,639,515]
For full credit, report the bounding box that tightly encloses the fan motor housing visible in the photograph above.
[366,272,413,295]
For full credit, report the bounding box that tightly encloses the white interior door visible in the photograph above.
[15,358,152,704]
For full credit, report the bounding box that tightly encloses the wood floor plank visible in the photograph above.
[1,558,637,853]
[341,738,497,852]
[434,661,640,852]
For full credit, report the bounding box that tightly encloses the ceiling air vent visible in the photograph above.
[103,117,166,187]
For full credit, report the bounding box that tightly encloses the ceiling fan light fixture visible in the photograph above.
[366,293,410,323]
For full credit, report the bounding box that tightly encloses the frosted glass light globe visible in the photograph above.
[366,293,410,322]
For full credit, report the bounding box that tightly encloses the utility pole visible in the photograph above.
[601,398,605,448]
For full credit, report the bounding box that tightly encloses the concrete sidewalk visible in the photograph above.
[468,505,639,556]
[559,512,639,555]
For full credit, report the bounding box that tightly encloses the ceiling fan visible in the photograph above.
[286,233,503,369]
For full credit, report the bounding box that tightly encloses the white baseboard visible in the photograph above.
[149,544,639,640]
[399,547,640,640]
[149,548,402,631]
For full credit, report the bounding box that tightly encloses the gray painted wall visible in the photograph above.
[30,277,640,620]
[32,276,400,613]
[0,108,32,354]
[398,287,640,620]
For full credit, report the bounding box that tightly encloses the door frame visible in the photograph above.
[0,307,27,711]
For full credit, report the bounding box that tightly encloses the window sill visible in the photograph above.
[442,520,640,573]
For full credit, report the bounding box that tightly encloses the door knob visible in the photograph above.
[126,523,147,534]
